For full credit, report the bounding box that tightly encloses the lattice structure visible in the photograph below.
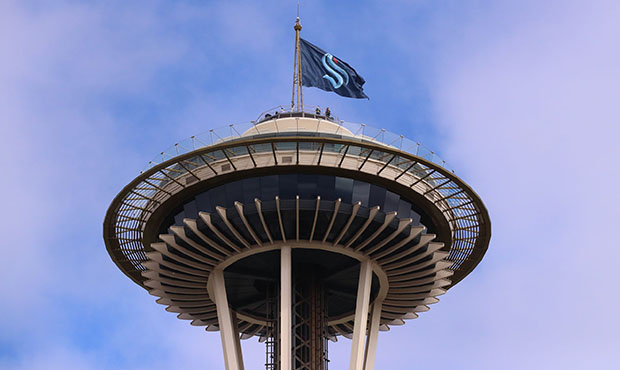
[292,269,328,370]
[265,335,277,370]
[265,292,278,370]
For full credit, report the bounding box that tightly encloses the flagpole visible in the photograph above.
[291,17,298,111]
[292,16,303,111]
[297,18,303,111]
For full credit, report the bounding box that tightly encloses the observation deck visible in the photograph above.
[103,105,491,367]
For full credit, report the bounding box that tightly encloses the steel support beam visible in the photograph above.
[281,246,292,370]
[232,310,244,369]
[212,269,245,370]
[349,259,372,370]
[363,300,383,370]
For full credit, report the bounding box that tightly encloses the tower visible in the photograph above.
[103,107,491,369]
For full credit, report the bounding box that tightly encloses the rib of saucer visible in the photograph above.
[141,197,457,336]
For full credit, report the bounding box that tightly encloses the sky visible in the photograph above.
[1,0,619,369]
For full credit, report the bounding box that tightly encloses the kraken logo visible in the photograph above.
[322,53,349,89]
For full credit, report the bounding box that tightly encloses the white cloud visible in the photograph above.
[2,0,618,368]
[422,0,620,368]
[0,1,212,368]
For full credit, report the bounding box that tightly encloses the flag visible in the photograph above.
[299,38,368,99]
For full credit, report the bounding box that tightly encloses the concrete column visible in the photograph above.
[212,268,244,370]
[363,300,382,370]
[280,246,292,370]
[349,259,372,370]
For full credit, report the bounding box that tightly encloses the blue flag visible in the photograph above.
[300,38,368,99]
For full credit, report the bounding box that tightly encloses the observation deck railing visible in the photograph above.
[144,105,451,174]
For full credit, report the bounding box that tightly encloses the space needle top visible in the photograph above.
[103,13,491,370]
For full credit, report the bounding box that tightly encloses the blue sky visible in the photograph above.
[1,1,619,369]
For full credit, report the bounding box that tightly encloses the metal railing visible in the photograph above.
[144,105,452,174]
[254,104,338,123]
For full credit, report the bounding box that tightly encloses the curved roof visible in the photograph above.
[243,113,356,138]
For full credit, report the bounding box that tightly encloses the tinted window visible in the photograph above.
[172,174,422,228]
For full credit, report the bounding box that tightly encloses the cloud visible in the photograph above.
[2,0,618,369]
[0,1,217,368]
[0,1,287,368]
[405,0,620,368]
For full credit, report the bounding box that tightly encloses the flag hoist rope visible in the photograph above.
[291,17,303,111]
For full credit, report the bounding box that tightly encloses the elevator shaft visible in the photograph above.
[292,267,328,370]
[267,264,329,370]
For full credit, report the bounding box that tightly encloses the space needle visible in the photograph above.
[103,16,491,370]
